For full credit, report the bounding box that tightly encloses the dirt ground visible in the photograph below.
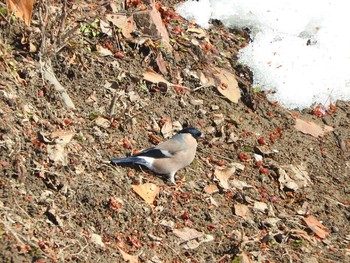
[0,0,349,262]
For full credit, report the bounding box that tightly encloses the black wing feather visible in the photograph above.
[133,147,170,159]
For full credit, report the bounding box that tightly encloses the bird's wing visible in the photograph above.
[154,134,187,155]
[134,134,186,158]
[133,146,171,158]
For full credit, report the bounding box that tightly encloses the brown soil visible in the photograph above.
[0,0,349,262]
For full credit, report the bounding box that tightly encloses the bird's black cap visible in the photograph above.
[177,128,202,139]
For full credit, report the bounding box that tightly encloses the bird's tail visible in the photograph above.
[111,157,148,166]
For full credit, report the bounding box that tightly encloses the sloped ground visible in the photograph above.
[0,0,349,262]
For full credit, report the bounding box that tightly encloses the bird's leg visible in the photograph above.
[168,172,176,185]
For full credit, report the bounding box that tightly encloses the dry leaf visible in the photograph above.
[278,167,299,191]
[51,131,74,145]
[278,164,311,191]
[118,248,139,263]
[253,201,268,212]
[6,0,35,26]
[143,68,169,85]
[106,14,136,39]
[161,121,173,139]
[303,214,329,239]
[239,253,253,263]
[29,42,36,52]
[231,179,252,190]
[173,227,213,249]
[212,66,241,103]
[47,144,67,165]
[155,53,168,75]
[212,113,225,126]
[209,196,219,207]
[100,19,112,36]
[46,131,74,165]
[95,116,111,129]
[289,229,317,245]
[90,233,106,248]
[96,44,113,56]
[199,72,215,88]
[143,68,190,91]
[187,27,207,39]
[132,183,159,205]
[159,219,175,230]
[214,166,236,189]
[295,118,334,138]
[173,227,204,241]
[234,203,252,220]
[204,184,219,194]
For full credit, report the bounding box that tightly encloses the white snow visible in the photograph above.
[177,0,350,109]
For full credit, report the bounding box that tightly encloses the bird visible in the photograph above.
[111,128,202,184]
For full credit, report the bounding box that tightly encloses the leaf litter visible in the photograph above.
[1,0,349,262]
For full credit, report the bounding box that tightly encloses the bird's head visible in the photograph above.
[177,128,202,139]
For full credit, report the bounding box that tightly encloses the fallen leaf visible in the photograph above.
[51,131,75,145]
[161,121,173,139]
[262,217,280,227]
[231,179,252,190]
[6,0,35,26]
[29,42,36,52]
[173,227,213,249]
[209,196,219,207]
[212,113,225,126]
[282,164,311,188]
[253,201,268,212]
[172,121,182,132]
[289,229,317,245]
[204,184,219,194]
[214,165,236,189]
[278,164,311,191]
[106,14,136,39]
[96,44,113,56]
[155,53,168,75]
[128,91,140,102]
[86,91,97,103]
[95,116,111,129]
[143,68,169,85]
[239,253,253,263]
[118,248,139,263]
[234,203,252,220]
[47,144,67,165]
[90,233,106,248]
[159,219,175,230]
[143,68,190,92]
[199,72,215,88]
[278,167,299,191]
[187,27,207,39]
[173,227,203,241]
[132,183,159,205]
[100,19,112,36]
[303,214,329,239]
[190,99,204,106]
[212,66,241,103]
[295,118,334,138]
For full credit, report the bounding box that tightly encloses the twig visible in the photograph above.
[41,60,76,109]
[0,12,8,24]
[53,0,67,49]
[109,91,120,116]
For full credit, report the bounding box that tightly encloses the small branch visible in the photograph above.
[42,60,76,109]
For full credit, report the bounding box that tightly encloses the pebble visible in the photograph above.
[331,226,339,233]
[211,105,219,110]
